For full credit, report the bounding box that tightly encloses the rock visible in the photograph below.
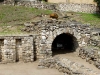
[50,13,58,19]
[38,57,100,75]
[79,46,100,69]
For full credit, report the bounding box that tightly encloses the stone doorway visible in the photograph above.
[52,33,79,56]
[0,39,4,62]
[16,39,22,62]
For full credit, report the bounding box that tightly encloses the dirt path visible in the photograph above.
[0,61,63,75]
[54,52,100,73]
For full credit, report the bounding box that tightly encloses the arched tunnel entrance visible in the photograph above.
[52,33,79,56]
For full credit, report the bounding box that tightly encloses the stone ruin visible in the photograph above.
[0,19,92,63]
[0,18,100,74]
[35,19,91,59]
[1,0,98,13]
[0,36,34,63]
[38,57,100,75]
[0,1,100,74]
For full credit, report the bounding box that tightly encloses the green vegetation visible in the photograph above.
[0,5,52,23]
[69,12,100,28]
[0,5,100,35]
[73,12,100,28]
[0,5,52,35]
[94,0,100,13]
[94,0,100,6]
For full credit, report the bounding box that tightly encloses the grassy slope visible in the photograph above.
[0,5,100,35]
[0,5,52,35]
[68,12,100,27]
[78,13,100,28]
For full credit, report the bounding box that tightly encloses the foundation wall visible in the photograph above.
[0,36,34,63]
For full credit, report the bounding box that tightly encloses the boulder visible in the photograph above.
[50,13,58,19]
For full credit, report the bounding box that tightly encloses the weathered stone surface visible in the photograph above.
[0,36,34,63]
[38,57,100,75]
[31,19,91,60]
[0,10,99,74]
[58,3,97,13]
[78,46,100,69]
[2,1,98,13]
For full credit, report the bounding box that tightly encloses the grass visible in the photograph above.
[0,5,52,35]
[0,5,52,23]
[0,5,100,35]
[77,13,100,28]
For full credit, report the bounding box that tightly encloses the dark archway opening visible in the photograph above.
[0,0,4,2]
[0,39,4,62]
[16,39,22,62]
[52,33,79,56]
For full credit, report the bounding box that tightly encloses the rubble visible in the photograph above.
[38,57,100,75]
[78,46,100,69]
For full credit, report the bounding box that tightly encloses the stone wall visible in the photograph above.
[3,1,57,10]
[0,18,99,74]
[78,29,100,69]
[22,19,92,60]
[70,0,96,5]
[2,1,98,13]
[3,0,14,4]
[48,0,96,5]
[0,19,97,64]
[0,36,34,63]
[31,19,91,59]
[78,47,100,69]
[58,3,97,13]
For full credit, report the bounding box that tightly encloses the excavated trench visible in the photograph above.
[52,33,79,56]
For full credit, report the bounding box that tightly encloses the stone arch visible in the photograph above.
[37,20,91,59]
[52,33,79,56]
[38,27,80,59]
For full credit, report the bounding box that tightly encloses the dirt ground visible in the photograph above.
[0,61,63,75]
[0,52,99,75]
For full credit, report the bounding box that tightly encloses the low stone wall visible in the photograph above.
[90,28,100,48]
[3,0,14,5]
[38,57,100,75]
[78,28,100,69]
[78,47,100,69]
[58,3,97,13]
[3,1,57,10]
[0,36,34,63]
[2,1,98,13]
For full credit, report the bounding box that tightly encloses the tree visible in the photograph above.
[94,0,100,13]
[94,0,100,6]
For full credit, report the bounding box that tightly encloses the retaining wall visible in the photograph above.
[0,36,34,63]
[2,1,98,13]
[58,3,97,13]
